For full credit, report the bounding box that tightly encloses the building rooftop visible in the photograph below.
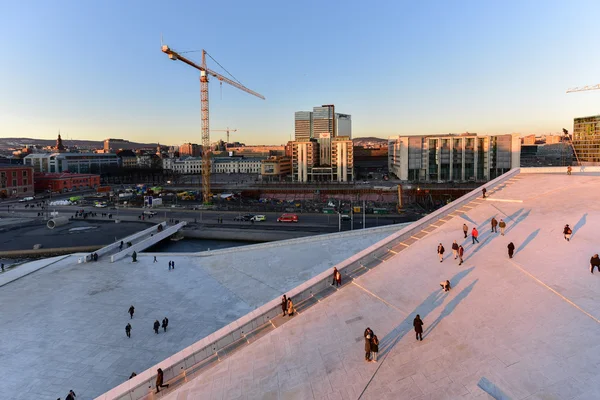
[158,171,600,400]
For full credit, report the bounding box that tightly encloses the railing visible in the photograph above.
[95,169,520,400]
[109,222,186,263]
[86,222,167,262]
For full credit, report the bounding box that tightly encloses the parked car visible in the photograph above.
[251,215,266,222]
[277,213,298,223]
[19,196,35,202]
[341,214,351,221]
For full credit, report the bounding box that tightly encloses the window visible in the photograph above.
[23,187,27,192]
[23,179,28,185]
[12,179,17,187]
[12,171,16,177]
[22,171,28,177]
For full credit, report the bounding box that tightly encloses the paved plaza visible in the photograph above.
[0,227,396,400]
[160,173,600,400]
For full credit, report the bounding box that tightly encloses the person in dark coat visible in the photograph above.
[451,241,459,259]
[65,390,76,400]
[458,245,464,266]
[162,317,169,332]
[125,323,131,338]
[168,261,172,270]
[499,219,506,236]
[153,320,160,334]
[413,315,424,341]
[331,267,340,286]
[171,260,175,269]
[482,187,487,198]
[563,224,572,242]
[507,242,515,259]
[370,334,379,362]
[364,327,373,360]
[129,372,137,379]
[437,243,445,263]
[463,224,468,239]
[491,217,498,233]
[281,294,288,316]
[155,368,169,393]
[590,254,600,274]
[128,305,135,319]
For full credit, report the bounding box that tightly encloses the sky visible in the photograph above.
[1,0,600,146]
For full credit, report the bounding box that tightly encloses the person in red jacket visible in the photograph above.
[472,227,479,244]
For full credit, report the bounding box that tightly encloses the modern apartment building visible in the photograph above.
[292,105,353,182]
[573,115,600,164]
[388,133,520,182]
[24,153,120,174]
[260,156,292,181]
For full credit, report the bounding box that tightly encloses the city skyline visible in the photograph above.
[2,1,599,146]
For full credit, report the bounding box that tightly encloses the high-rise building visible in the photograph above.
[388,133,520,182]
[573,115,600,164]
[292,140,319,183]
[180,143,202,157]
[294,111,313,141]
[332,137,354,182]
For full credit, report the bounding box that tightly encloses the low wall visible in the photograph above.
[0,246,102,259]
[88,222,167,262]
[97,168,520,400]
[182,228,315,242]
[109,222,186,263]
[520,166,600,174]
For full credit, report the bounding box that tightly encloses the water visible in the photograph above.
[147,238,254,253]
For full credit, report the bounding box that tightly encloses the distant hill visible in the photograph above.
[353,137,388,147]
[0,137,158,151]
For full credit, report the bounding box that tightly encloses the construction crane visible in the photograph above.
[161,45,265,203]
[566,84,600,93]
[212,128,238,144]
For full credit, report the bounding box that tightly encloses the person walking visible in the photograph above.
[153,320,160,334]
[125,323,131,338]
[507,242,515,259]
[65,390,76,400]
[590,254,600,274]
[364,330,372,362]
[128,305,135,319]
[162,317,169,332]
[335,268,342,286]
[155,368,169,393]
[458,245,464,266]
[287,297,294,317]
[168,261,172,270]
[440,280,451,292]
[370,334,379,362]
[499,219,506,236]
[472,227,479,244]
[451,241,459,259]
[567,165,572,175]
[129,372,137,379]
[482,187,487,198]
[171,260,175,269]
[462,224,468,239]
[331,267,340,286]
[153,256,157,263]
[491,217,498,233]
[281,295,288,316]
[437,243,445,263]
[563,224,572,242]
[413,315,424,341]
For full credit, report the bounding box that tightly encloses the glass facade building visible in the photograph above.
[573,115,600,164]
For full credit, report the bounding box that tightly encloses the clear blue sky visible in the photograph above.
[1,0,599,146]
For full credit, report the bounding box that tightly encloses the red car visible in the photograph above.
[277,213,298,223]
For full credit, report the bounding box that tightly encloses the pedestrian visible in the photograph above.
[437,243,445,262]
[482,187,487,198]
[287,297,294,317]
[590,254,600,274]
[451,240,459,259]
[335,268,342,286]
[65,390,76,400]
[331,267,339,286]
[171,260,175,269]
[281,294,288,316]
[472,227,479,244]
[563,224,572,242]
[458,245,464,265]
[507,242,515,259]
[567,165,572,175]
[491,217,498,233]
[162,317,169,332]
[128,305,135,319]
[129,372,137,379]
[119,241,123,251]
[153,320,160,334]
[153,256,157,263]
[370,334,379,362]
[440,280,451,292]
[1,263,4,272]
[499,219,506,236]
[155,368,169,393]
[413,314,424,341]
[125,323,131,338]
[168,261,172,270]
[463,224,468,239]
[364,330,372,362]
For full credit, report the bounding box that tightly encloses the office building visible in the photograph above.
[0,165,34,199]
[388,133,520,182]
[180,143,202,157]
[332,137,354,182]
[573,115,600,164]
[260,157,292,181]
[292,140,319,182]
[24,153,120,174]
[294,112,313,141]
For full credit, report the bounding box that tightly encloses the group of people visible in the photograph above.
[126,305,169,337]
[89,252,99,262]
[153,318,169,334]
[281,294,295,317]
[56,389,76,400]
[363,327,380,362]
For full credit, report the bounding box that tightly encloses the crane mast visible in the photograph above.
[161,45,264,203]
